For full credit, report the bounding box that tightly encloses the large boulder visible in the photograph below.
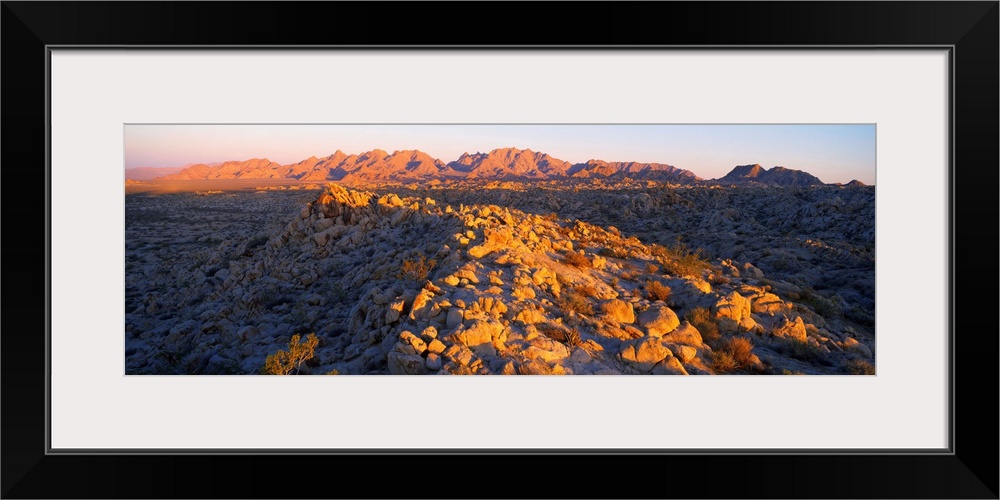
[408,289,436,321]
[602,299,636,324]
[467,226,516,259]
[751,293,789,315]
[385,299,406,324]
[770,315,807,342]
[388,351,425,375]
[742,262,765,279]
[637,305,680,337]
[713,291,752,333]
[842,337,873,359]
[426,339,447,354]
[714,291,751,322]
[442,344,474,366]
[451,319,504,355]
[660,321,704,347]
[425,353,443,371]
[652,356,689,375]
[669,344,698,363]
[446,308,464,329]
[620,337,672,372]
[475,296,508,318]
[525,337,571,363]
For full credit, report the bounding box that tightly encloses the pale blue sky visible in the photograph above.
[125,124,876,184]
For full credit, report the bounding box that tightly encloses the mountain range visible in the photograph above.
[148,147,864,186]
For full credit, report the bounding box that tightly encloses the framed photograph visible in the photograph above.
[3,2,996,498]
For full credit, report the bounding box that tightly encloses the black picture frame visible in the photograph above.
[3,2,997,498]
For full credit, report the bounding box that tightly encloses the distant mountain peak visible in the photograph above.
[717,164,823,186]
[727,164,765,178]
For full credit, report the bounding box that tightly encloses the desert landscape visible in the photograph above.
[125,143,875,376]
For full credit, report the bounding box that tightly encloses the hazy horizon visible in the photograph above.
[125,124,876,184]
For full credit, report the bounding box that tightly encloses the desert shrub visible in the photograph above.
[537,323,564,340]
[776,338,832,366]
[325,368,342,375]
[711,337,759,374]
[563,249,591,268]
[610,277,620,289]
[711,351,738,373]
[770,254,797,272]
[574,283,598,298]
[724,337,756,366]
[656,241,711,278]
[247,235,269,249]
[599,246,631,259]
[538,323,583,347]
[261,333,319,375]
[645,280,672,302]
[710,273,731,286]
[799,290,843,319]
[556,272,573,286]
[844,359,875,375]
[557,289,594,316]
[645,262,660,274]
[398,255,436,282]
[685,307,720,343]
[845,306,876,327]
[563,328,582,347]
[619,262,641,281]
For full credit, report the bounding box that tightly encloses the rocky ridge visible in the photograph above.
[125,183,876,375]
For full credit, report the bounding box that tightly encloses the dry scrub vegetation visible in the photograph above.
[710,337,759,374]
[644,280,671,302]
[398,255,436,282]
[685,307,720,343]
[558,288,595,316]
[563,249,591,268]
[261,333,319,375]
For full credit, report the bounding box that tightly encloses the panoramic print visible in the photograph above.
[125,124,876,375]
